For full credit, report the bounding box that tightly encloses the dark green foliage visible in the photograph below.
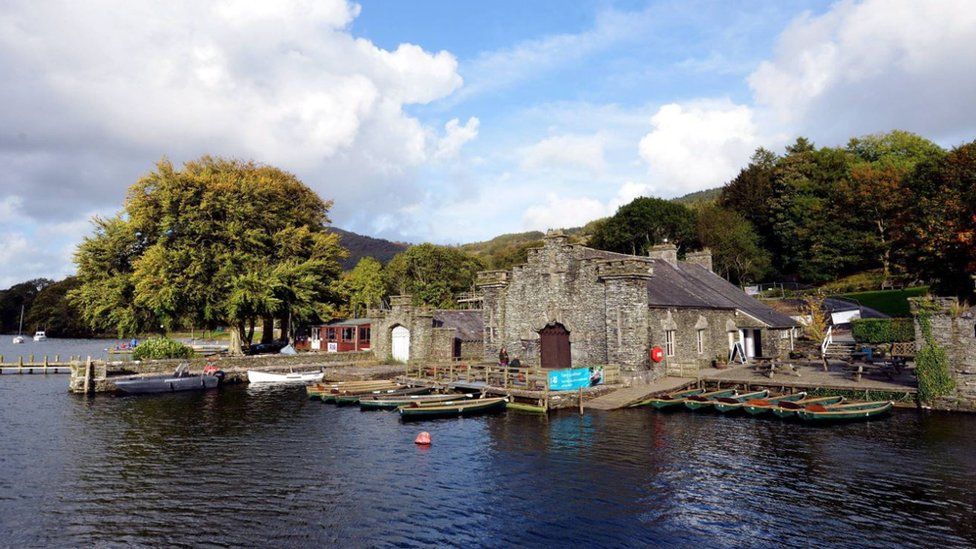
[850,318,915,343]
[0,279,52,334]
[589,197,698,256]
[132,338,194,361]
[24,277,95,337]
[914,304,955,404]
[694,202,769,284]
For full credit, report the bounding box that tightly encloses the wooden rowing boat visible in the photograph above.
[742,392,807,416]
[247,370,324,384]
[629,387,704,409]
[506,400,548,414]
[398,396,509,419]
[797,400,893,422]
[334,386,429,405]
[320,383,401,403]
[771,395,845,418]
[683,389,736,411]
[360,393,471,410]
[713,390,769,413]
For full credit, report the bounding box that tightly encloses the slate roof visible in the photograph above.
[647,260,798,329]
[433,310,484,341]
[323,318,372,327]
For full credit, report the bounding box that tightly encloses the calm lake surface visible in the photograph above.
[1,376,974,548]
[0,337,127,362]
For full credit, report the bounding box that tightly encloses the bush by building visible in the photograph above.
[132,338,194,361]
[851,318,915,343]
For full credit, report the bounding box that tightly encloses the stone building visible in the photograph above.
[910,297,976,411]
[370,296,484,363]
[477,231,798,380]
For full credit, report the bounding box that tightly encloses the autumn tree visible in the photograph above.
[384,244,484,308]
[71,157,347,345]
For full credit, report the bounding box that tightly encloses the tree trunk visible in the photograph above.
[246,317,255,345]
[279,310,290,342]
[229,323,244,356]
[261,315,274,344]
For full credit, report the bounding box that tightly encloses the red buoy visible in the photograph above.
[414,432,431,445]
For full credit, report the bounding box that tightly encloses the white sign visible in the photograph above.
[327,342,338,353]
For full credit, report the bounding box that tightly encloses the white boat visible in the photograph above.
[12,305,25,344]
[247,370,324,384]
[33,331,47,342]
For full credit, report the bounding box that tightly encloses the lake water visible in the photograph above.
[1,376,974,547]
[0,337,128,362]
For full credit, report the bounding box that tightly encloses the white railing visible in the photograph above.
[820,324,833,357]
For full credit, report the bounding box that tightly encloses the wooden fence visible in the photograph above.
[404,361,621,392]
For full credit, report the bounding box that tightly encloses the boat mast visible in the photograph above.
[17,304,24,336]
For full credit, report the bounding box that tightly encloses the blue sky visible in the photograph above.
[1,0,975,285]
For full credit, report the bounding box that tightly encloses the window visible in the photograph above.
[342,327,355,341]
[327,328,336,341]
[359,327,371,342]
[696,329,705,354]
[665,330,676,357]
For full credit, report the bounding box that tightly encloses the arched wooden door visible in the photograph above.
[391,326,410,362]
[539,323,571,369]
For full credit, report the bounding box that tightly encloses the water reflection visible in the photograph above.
[0,376,974,547]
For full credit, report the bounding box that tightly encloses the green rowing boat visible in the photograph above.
[742,392,807,416]
[683,388,736,411]
[360,392,469,410]
[771,395,845,418]
[797,400,893,422]
[334,386,429,406]
[630,387,704,409]
[398,396,509,419]
[713,390,769,413]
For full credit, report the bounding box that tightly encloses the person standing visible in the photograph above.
[498,347,509,366]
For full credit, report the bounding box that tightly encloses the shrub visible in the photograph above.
[914,302,955,404]
[132,338,194,361]
[850,318,915,343]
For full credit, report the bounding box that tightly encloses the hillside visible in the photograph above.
[329,228,409,270]
[672,187,721,206]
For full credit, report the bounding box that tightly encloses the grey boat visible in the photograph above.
[115,364,222,395]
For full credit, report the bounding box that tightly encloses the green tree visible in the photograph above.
[694,203,770,284]
[341,257,386,317]
[589,197,698,256]
[24,277,95,337]
[719,147,778,248]
[384,244,485,308]
[71,156,347,344]
[0,278,52,334]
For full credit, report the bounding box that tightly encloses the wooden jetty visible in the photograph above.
[0,355,83,374]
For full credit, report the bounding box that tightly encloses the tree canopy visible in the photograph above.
[384,244,484,308]
[71,156,347,343]
[589,197,698,256]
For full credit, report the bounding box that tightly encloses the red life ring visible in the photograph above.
[650,347,665,363]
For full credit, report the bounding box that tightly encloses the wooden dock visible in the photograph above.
[585,377,695,410]
[0,355,83,374]
[699,361,917,395]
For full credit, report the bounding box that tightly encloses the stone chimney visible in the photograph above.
[647,243,678,267]
[684,248,713,272]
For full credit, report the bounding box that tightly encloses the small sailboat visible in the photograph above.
[32,330,47,342]
[12,305,25,344]
[247,370,324,384]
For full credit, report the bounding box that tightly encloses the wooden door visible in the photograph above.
[539,323,571,369]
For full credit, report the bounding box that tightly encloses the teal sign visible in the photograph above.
[547,366,604,391]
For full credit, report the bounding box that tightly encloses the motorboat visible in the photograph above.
[32,331,47,342]
[114,364,223,395]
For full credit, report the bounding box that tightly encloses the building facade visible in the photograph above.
[477,231,797,380]
[370,296,484,363]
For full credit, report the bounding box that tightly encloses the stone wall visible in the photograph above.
[910,297,976,411]
[648,307,739,374]
[369,297,480,363]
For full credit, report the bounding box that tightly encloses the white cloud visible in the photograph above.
[521,194,608,232]
[748,0,976,141]
[433,117,479,160]
[0,0,464,217]
[520,134,607,173]
[638,100,760,193]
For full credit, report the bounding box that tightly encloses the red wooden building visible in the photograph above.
[310,318,371,352]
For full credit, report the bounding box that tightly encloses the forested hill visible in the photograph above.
[329,228,409,269]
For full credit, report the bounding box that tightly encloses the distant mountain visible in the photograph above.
[672,187,721,206]
[329,228,409,270]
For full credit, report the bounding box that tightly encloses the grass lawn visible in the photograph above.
[833,286,929,317]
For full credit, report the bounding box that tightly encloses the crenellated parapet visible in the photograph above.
[595,258,654,281]
[476,270,510,288]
